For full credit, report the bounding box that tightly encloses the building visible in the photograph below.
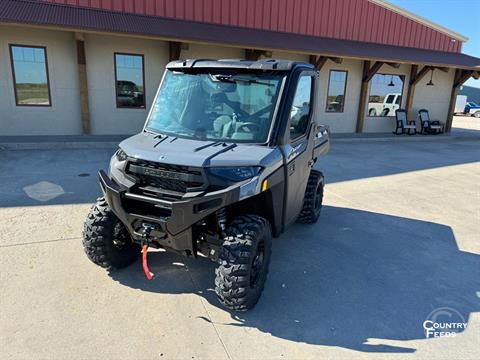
[0,0,479,136]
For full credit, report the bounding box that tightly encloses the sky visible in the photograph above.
[389,0,479,88]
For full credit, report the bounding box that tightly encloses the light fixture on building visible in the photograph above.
[388,75,395,86]
[427,69,435,86]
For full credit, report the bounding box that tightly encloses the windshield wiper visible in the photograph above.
[144,128,167,138]
[211,74,274,87]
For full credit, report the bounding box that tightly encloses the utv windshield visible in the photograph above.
[145,70,285,143]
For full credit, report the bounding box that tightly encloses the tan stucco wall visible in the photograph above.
[0,25,82,135]
[317,58,364,133]
[412,68,455,125]
[84,34,169,135]
[179,43,244,59]
[0,25,457,135]
[269,51,309,62]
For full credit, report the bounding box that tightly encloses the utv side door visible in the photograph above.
[283,71,316,226]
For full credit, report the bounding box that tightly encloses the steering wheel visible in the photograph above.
[237,122,261,133]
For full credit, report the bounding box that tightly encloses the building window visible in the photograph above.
[289,75,313,140]
[9,45,51,106]
[114,53,145,108]
[326,70,347,112]
[367,74,405,117]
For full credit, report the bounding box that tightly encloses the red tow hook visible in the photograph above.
[142,244,153,280]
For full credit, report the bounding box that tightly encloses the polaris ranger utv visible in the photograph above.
[83,59,330,311]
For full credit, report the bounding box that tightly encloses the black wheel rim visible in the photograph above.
[250,241,265,287]
[314,182,323,214]
[112,222,130,248]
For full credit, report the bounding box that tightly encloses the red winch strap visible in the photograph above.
[142,245,153,280]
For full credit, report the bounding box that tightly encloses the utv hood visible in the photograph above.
[119,133,282,168]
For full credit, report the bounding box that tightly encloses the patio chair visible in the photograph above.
[394,109,416,135]
[418,109,444,134]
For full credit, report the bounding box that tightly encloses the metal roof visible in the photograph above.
[37,0,466,52]
[1,0,479,70]
[368,0,468,42]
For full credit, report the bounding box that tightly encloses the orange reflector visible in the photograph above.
[262,179,268,192]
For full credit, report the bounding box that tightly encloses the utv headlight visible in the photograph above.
[115,148,128,161]
[209,167,262,182]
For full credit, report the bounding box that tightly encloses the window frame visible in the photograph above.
[9,44,52,107]
[288,73,315,143]
[367,73,406,118]
[114,52,146,109]
[325,69,348,113]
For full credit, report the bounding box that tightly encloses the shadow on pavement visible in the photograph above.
[108,205,480,353]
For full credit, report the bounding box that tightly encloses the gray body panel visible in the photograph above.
[119,133,283,169]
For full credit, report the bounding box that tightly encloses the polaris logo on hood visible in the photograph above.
[129,164,182,180]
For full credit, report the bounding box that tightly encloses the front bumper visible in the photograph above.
[99,170,240,254]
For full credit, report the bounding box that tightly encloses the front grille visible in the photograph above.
[126,159,205,197]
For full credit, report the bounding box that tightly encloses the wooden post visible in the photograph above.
[169,41,182,61]
[76,36,90,135]
[446,85,460,133]
[356,61,371,133]
[355,61,384,133]
[245,49,259,60]
[405,64,418,120]
[446,69,474,132]
[312,56,328,70]
[245,49,271,60]
[411,66,432,86]
[404,65,434,121]
[309,55,343,70]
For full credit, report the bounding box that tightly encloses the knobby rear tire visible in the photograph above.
[297,169,324,224]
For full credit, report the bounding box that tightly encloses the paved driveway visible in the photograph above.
[1,138,479,359]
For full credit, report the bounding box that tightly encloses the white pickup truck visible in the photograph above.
[368,93,401,117]
[466,102,480,118]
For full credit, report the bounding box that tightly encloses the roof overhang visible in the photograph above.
[1,0,479,71]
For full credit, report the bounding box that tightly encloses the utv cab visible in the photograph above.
[83,59,330,311]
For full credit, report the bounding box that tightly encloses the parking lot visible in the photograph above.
[1,135,479,359]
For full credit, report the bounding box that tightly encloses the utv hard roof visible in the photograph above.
[166,59,313,71]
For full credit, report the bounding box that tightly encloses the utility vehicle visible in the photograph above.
[83,59,330,311]
[465,101,480,118]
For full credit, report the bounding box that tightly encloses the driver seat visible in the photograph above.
[214,115,260,140]
[213,115,232,137]
[224,121,259,140]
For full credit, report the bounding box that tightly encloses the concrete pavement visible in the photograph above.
[1,137,479,359]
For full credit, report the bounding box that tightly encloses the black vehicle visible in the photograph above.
[116,80,145,107]
[83,59,330,311]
